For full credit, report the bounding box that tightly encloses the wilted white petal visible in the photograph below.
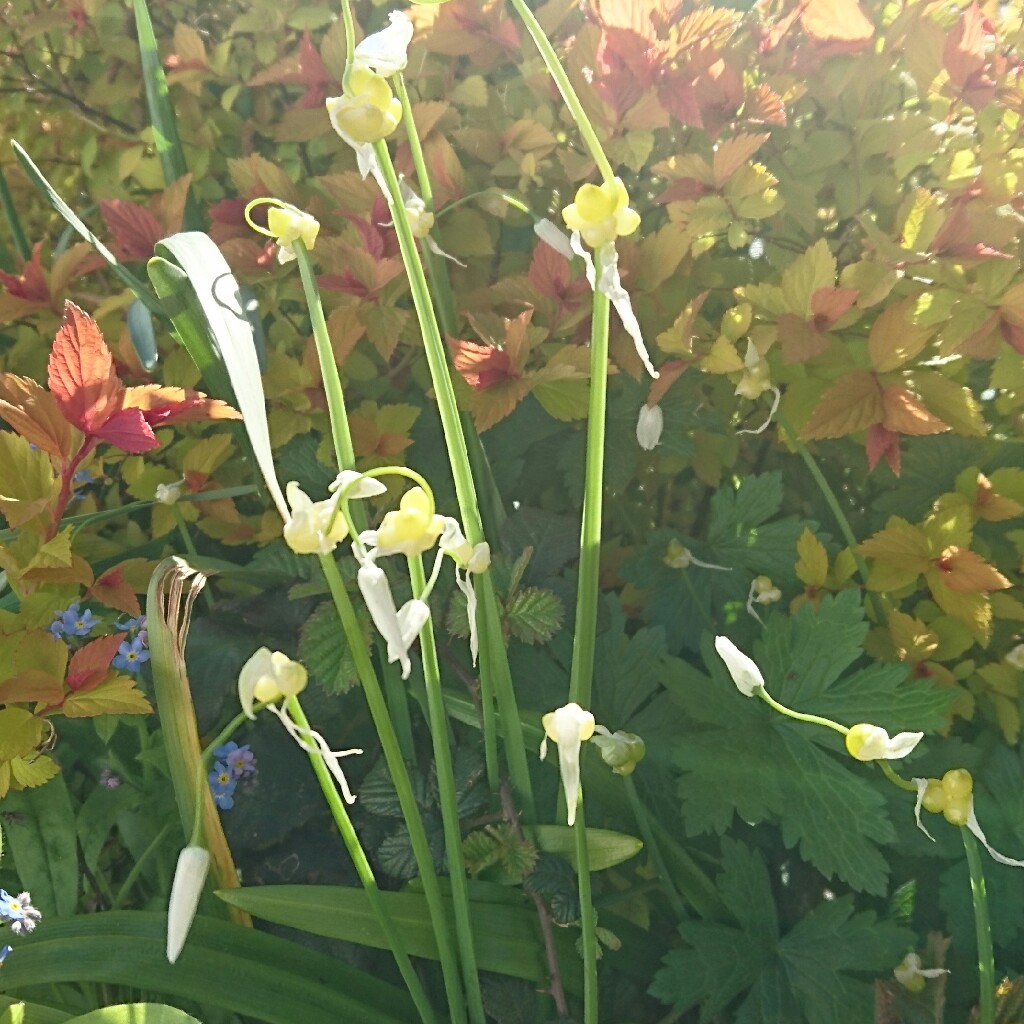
[425,234,467,266]
[353,11,414,76]
[534,218,575,260]
[455,569,480,665]
[569,232,658,380]
[330,470,387,500]
[967,802,1024,867]
[737,385,781,436]
[269,704,362,804]
[167,846,210,963]
[541,703,597,826]
[913,778,937,842]
[894,952,948,988]
[636,403,663,450]
[1005,643,1024,670]
[714,636,765,696]
[358,562,413,679]
[155,477,187,505]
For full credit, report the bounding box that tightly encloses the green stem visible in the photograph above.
[623,775,687,921]
[777,412,884,620]
[962,826,996,1024]
[0,159,30,261]
[573,800,599,1024]
[408,555,485,1024]
[372,140,534,816]
[878,760,918,793]
[189,709,259,847]
[506,0,615,183]
[111,823,173,910]
[568,291,610,708]
[286,695,437,1024]
[319,552,468,1024]
[756,688,850,737]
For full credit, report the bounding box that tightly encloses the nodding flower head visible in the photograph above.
[282,481,348,556]
[373,486,445,557]
[238,648,308,719]
[562,178,640,249]
[844,723,923,762]
[266,205,320,264]
[327,67,403,145]
[540,703,597,826]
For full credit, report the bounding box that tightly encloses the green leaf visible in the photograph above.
[650,839,911,1023]
[66,1006,201,1024]
[0,912,414,1024]
[506,587,565,645]
[0,996,71,1023]
[529,824,642,872]
[299,600,362,694]
[216,884,582,993]
[126,298,159,372]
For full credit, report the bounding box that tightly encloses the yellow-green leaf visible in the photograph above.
[0,431,59,529]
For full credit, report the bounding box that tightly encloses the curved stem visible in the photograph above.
[573,801,599,1024]
[319,552,468,1024]
[506,0,614,183]
[878,760,918,793]
[756,688,849,737]
[287,695,437,1024]
[408,555,485,1024]
[568,292,610,709]
[962,826,996,1024]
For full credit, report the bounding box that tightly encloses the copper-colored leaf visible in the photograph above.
[800,0,874,46]
[118,384,242,426]
[712,133,770,189]
[0,373,74,458]
[66,633,125,694]
[99,200,166,262]
[450,339,520,390]
[865,423,901,475]
[881,386,949,435]
[47,302,123,435]
[933,546,1011,593]
[88,564,142,617]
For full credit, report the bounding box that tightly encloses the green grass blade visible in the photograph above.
[217,884,582,994]
[0,912,415,1024]
[0,159,30,262]
[130,0,202,231]
[8,142,162,313]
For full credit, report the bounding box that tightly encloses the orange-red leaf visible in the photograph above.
[866,423,901,475]
[881,386,949,436]
[48,302,123,434]
[450,339,520,391]
[0,242,49,302]
[0,373,74,459]
[801,371,883,439]
[118,384,241,426]
[99,200,166,262]
[92,408,159,453]
[66,633,124,693]
[87,564,142,617]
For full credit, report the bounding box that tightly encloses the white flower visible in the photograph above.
[155,477,187,505]
[352,11,414,77]
[440,519,490,665]
[540,703,596,826]
[894,952,948,991]
[735,340,772,400]
[663,540,731,571]
[568,231,658,379]
[534,218,575,260]
[844,723,923,761]
[329,469,387,501]
[714,636,765,696]
[636,403,663,450]
[282,481,348,556]
[746,575,782,625]
[166,845,210,963]
[238,647,308,719]
[357,562,424,679]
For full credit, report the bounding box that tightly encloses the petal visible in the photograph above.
[166,846,210,963]
[714,636,765,696]
[353,11,414,76]
[238,647,274,719]
[636,403,664,450]
[330,470,387,500]
[913,777,936,841]
[357,563,410,678]
[534,219,575,259]
[885,731,924,759]
[967,801,1024,867]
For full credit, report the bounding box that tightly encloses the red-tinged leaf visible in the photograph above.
[528,242,587,305]
[118,384,242,426]
[66,633,125,693]
[801,371,883,439]
[866,423,901,476]
[48,302,124,435]
[0,669,65,705]
[742,83,787,126]
[799,0,874,48]
[0,373,75,458]
[932,546,1011,593]
[87,565,141,617]
[881,385,949,436]
[648,359,689,407]
[450,339,520,391]
[0,242,50,302]
[91,407,159,453]
[811,287,859,328]
[944,4,989,91]
[295,31,334,108]
[99,200,165,262]
[777,315,831,364]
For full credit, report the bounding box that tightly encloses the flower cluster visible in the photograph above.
[50,601,99,639]
[208,741,259,811]
[113,614,149,674]
[0,890,41,936]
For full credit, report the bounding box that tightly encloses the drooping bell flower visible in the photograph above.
[844,723,923,761]
[238,647,308,719]
[540,703,596,826]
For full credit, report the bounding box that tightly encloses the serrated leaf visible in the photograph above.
[299,601,362,694]
[506,587,565,644]
[62,674,154,718]
[802,371,883,440]
[795,527,829,587]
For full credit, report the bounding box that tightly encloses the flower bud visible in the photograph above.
[636,403,664,451]
[591,726,646,776]
[714,636,765,697]
[941,768,973,800]
[327,67,403,145]
[155,477,186,505]
[166,845,210,963]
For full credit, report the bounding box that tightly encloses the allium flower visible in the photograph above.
[440,518,490,665]
[356,561,429,680]
[238,648,308,719]
[282,481,349,556]
[540,703,596,826]
[844,723,922,761]
[155,477,187,505]
[113,635,150,673]
[636,403,663,450]
[591,726,645,776]
[327,67,403,145]
[166,845,210,963]
[367,486,445,557]
[714,636,766,697]
[0,891,41,936]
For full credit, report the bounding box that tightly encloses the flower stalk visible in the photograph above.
[963,826,996,1024]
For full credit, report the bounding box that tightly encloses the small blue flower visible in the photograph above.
[113,636,150,673]
[209,763,237,810]
[116,614,147,633]
[0,891,41,935]
[214,742,257,779]
[51,602,100,639]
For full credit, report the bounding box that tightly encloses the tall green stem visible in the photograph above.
[286,695,437,1024]
[756,688,850,736]
[573,801,599,1024]
[319,553,468,1024]
[962,827,996,1024]
[623,775,687,922]
[506,0,614,183]
[408,555,485,1024]
[568,292,610,708]
[371,140,534,816]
